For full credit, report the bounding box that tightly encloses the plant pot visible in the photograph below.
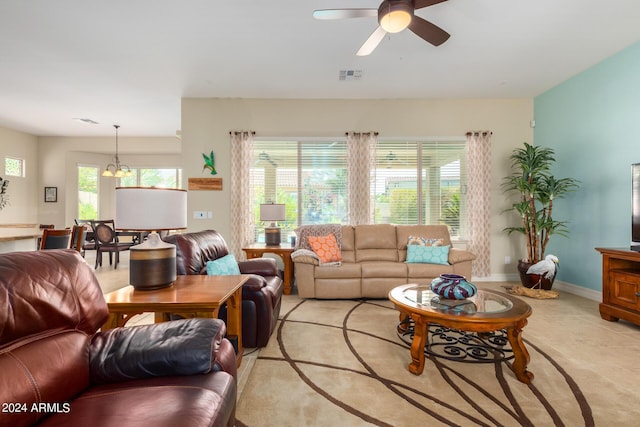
[517,260,556,290]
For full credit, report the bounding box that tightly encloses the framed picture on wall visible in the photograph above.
[44,186,57,203]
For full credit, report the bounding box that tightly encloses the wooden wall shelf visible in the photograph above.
[188,178,223,191]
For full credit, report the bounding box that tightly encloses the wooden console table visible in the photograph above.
[595,247,640,326]
[243,244,294,295]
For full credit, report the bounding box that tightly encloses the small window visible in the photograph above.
[5,157,25,177]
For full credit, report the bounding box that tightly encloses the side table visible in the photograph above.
[243,243,294,295]
[103,274,248,366]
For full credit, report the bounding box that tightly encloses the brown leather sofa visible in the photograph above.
[165,230,283,348]
[0,250,237,427]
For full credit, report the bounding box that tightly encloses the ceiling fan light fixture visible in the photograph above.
[378,0,413,33]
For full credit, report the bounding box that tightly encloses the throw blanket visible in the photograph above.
[294,224,343,251]
[291,248,342,266]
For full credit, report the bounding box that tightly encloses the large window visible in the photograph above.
[251,140,347,243]
[78,165,99,219]
[5,157,25,177]
[250,138,467,241]
[119,168,182,188]
[373,140,466,238]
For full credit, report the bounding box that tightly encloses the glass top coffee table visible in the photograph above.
[389,284,534,384]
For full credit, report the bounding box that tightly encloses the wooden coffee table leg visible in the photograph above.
[506,320,534,384]
[408,314,428,375]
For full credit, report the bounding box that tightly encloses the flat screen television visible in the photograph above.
[633,163,640,251]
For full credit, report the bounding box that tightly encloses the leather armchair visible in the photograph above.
[0,250,237,427]
[165,230,283,348]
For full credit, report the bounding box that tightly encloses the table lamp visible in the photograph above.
[116,187,187,290]
[260,203,285,246]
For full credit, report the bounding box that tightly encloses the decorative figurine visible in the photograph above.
[202,150,217,175]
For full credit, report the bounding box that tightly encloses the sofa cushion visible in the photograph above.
[406,245,451,264]
[164,231,229,275]
[206,254,241,276]
[360,261,407,278]
[308,233,342,264]
[407,262,457,280]
[407,235,444,246]
[340,225,356,263]
[354,224,398,262]
[0,330,91,426]
[295,224,342,251]
[0,250,108,345]
[45,373,237,427]
[314,262,361,279]
[396,225,453,262]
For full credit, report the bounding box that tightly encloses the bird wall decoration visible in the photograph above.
[202,151,217,175]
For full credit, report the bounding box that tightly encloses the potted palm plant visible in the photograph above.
[503,142,579,289]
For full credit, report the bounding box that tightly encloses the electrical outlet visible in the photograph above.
[193,211,206,219]
[504,256,511,265]
[207,211,213,219]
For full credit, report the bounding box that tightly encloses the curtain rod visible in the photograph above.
[229,131,255,135]
[344,131,379,136]
[465,131,492,137]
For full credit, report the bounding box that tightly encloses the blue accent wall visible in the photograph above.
[534,42,640,291]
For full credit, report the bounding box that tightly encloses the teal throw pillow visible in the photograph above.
[406,245,450,265]
[206,254,241,276]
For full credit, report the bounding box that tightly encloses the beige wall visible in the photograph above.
[181,98,534,279]
[37,136,181,228]
[0,126,38,224]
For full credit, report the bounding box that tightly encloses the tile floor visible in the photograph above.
[87,250,640,399]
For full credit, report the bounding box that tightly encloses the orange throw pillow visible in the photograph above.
[307,233,342,263]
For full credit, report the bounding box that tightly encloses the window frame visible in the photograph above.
[4,156,25,178]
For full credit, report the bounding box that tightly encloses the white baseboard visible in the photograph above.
[552,280,602,302]
[472,273,520,282]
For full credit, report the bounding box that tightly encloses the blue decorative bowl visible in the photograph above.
[430,274,477,300]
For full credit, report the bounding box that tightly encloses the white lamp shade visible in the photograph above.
[260,203,286,222]
[116,187,187,231]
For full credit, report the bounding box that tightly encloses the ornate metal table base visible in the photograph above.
[397,317,514,363]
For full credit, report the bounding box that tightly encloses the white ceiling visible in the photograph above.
[1,0,639,137]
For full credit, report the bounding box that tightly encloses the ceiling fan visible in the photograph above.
[313,0,450,56]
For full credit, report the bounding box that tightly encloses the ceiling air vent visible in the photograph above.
[339,69,362,81]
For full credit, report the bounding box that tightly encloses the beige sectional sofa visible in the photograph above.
[292,224,476,299]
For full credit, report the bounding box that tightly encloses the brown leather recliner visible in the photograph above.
[165,230,284,348]
[0,250,237,427]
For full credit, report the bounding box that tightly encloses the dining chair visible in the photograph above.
[74,219,96,257]
[37,224,55,248]
[91,220,133,269]
[40,228,73,250]
[69,225,86,254]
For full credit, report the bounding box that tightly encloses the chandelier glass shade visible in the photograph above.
[102,124,133,177]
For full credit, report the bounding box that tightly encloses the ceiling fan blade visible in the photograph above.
[313,9,377,20]
[413,0,448,10]
[356,26,387,56]
[408,16,450,46]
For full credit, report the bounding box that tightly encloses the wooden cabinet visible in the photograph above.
[596,247,640,326]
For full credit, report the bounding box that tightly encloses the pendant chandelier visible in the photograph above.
[102,124,133,178]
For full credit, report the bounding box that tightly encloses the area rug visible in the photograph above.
[236,298,631,426]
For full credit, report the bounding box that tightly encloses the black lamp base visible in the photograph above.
[265,227,281,246]
[129,237,177,290]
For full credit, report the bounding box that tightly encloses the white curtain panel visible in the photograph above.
[465,131,492,277]
[229,131,255,260]
[346,131,377,225]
